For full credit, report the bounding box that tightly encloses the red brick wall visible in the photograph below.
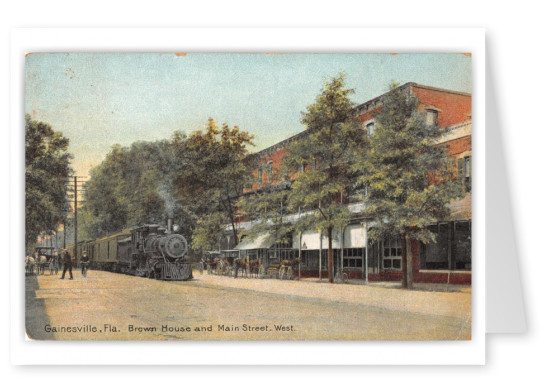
[246,148,289,192]
[357,106,382,123]
[444,135,471,158]
[244,85,471,194]
[412,86,471,128]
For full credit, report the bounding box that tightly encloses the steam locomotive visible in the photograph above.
[66,218,192,281]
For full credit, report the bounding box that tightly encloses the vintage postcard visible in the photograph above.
[24,52,473,343]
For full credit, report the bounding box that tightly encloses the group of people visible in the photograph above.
[25,249,90,279]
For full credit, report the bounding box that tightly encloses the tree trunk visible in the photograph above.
[328,225,334,283]
[406,237,414,289]
[401,234,407,288]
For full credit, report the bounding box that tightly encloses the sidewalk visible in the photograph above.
[188,273,471,320]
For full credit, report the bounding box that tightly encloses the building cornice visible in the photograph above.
[249,82,471,160]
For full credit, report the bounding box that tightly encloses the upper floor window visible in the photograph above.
[457,155,472,192]
[311,158,317,170]
[426,109,438,126]
[298,162,305,173]
[266,162,273,184]
[257,168,263,187]
[364,121,375,137]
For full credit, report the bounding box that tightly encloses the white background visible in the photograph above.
[1,0,547,389]
[9,27,486,366]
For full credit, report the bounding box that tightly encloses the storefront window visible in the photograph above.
[383,237,402,270]
[421,221,471,270]
[453,221,471,270]
[343,248,363,268]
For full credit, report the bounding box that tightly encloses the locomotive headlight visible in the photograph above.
[173,224,180,233]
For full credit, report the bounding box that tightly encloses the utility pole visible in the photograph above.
[74,175,77,263]
[65,175,87,263]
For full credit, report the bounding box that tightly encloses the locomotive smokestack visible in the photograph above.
[167,217,173,234]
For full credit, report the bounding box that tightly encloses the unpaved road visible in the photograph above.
[25,270,471,341]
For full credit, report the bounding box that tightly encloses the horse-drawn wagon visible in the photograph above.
[266,258,302,280]
[34,246,55,275]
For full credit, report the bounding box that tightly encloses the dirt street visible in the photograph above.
[25,270,471,341]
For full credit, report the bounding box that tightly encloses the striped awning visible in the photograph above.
[234,233,275,250]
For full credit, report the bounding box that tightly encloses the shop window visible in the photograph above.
[453,221,471,270]
[343,248,363,268]
[303,250,319,269]
[383,237,402,270]
[421,223,449,270]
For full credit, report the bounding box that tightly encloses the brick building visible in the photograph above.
[221,82,472,284]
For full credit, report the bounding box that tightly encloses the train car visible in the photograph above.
[93,229,131,271]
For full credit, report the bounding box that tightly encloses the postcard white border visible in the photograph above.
[10,27,485,365]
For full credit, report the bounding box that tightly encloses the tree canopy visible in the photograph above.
[282,73,365,282]
[81,118,254,254]
[177,118,254,251]
[25,114,72,249]
[356,83,463,288]
[81,140,187,239]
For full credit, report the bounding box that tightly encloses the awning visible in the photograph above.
[448,193,472,220]
[234,233,275,250]
[293,222,377,250]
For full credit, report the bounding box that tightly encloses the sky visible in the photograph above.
[25,53,471,178]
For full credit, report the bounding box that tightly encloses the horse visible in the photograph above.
[281,258,302,268]
[232,257,250,279]
[249,258,263,278]
[37,255,49,275]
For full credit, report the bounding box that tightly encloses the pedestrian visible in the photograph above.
[80,251,90,277]
[57,251,63,271]
[60,249,73,280]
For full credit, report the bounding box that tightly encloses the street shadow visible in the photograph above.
[25,274,53,340]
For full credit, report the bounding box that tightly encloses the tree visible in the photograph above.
[80,118,253,254]
[356,83,463,289]
[82,140,190,239]
[174,118,254,250]
[237,169,296,259]
[283,73,365,283]
[25,114,72,248]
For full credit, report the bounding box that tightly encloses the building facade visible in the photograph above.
[222,82,472,284]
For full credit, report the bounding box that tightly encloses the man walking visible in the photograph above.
[60,249,73,280]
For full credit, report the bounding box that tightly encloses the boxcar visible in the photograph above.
[93,229,131,271]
